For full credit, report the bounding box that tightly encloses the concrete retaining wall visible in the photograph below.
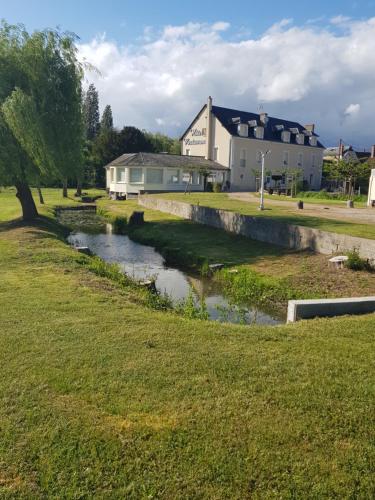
[287,297,375,322]
[138,196,375,261]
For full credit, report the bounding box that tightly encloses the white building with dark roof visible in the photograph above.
[180,97,325,192]
[105,152,229,198]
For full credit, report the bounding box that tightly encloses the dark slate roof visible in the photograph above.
[211,105,325,148]
[104,152,229,171]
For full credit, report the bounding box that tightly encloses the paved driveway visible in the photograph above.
[229,192,375,225]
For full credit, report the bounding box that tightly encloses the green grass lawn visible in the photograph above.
[261,193,367,207]
[1,189,375,497]
[155,192,375,239]
[0,186,104,222]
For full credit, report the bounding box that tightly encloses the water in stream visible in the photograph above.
[62,210,282,325]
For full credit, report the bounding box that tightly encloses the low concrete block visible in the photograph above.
[287,296,375,322]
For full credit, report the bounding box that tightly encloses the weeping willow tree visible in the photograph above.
[0,22,84,219]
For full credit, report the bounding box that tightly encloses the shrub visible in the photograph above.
[113,216,128,234]
[345,249,373,272]
[176,289,209,320]
[200,259,210,277]
[213,182,222,193]
[300,190,367,202]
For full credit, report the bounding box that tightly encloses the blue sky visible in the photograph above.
[2,1,375,147]
[2,0,374,44]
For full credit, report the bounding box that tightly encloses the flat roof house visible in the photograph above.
[181,97,325,192]
[105,152,229,198]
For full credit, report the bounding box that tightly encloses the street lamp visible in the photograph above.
[259,149,271,211]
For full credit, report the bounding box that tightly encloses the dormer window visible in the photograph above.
[296,133,305,145]
[254,126,264,139]
[283,151,289,166]
[309,136,317,147]
[281,130,291,143]
[237,123,248,137]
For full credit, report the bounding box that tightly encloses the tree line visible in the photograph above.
[0,23,180,220]
[82,84,180,187]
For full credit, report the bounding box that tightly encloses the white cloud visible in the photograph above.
[211,21,230,32]
[330,15,351,25]
[344,103,360,116]
[79,18,375,147]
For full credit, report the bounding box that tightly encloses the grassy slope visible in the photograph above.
[1,189,375,497]
[154,193,375,240]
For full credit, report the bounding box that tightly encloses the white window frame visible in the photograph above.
[167,169,180,184]
[297,153,303,167]
[129,167,143,184]
[240,149,247,168]
[146,168,163,185]
[283,151,289,166]
[281,131,291,143]
[296,133,305,145]
[117,167,126,183]
[255,127,264,139]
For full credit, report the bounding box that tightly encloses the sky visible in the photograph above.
[2,0,375,148]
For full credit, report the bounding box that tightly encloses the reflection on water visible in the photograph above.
[67,222,281,326]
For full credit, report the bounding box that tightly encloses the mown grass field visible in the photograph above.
[1,188,375,498]
[155,192,375,239]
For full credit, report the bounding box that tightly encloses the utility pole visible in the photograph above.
[259,150,271,211]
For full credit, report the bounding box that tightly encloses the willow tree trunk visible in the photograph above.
[76,179,82,197]
[15,182,38,221]
[37,186,44,204]
[62,178,68,198]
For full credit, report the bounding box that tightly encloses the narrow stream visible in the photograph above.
[61,210,282,325]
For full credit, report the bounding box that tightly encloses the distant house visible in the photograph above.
[324,144,375,195]
[324,144,373,164]
[105,152,229,198]
[180,97,325,191]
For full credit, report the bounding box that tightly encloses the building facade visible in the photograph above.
[181,97,325,192]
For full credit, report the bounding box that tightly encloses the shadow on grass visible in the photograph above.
[128,217,292,267]
[0,214,69,241]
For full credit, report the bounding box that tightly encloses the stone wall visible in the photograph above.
[138,196,375,261]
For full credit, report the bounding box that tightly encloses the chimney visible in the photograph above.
[206,96,213,160]
[260,112,268,125]
[371,145,375,158]
[338,141,344,159]
[305,124,315,133]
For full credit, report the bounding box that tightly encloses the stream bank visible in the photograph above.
[58,208,283,325]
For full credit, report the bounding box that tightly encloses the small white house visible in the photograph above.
[105,152,229,198]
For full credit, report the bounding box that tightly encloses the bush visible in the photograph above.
[213,182,222,193]
[345,249,373,272]
[300,190,367,202]
[112,216,128,234]
[205,182,213,192]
